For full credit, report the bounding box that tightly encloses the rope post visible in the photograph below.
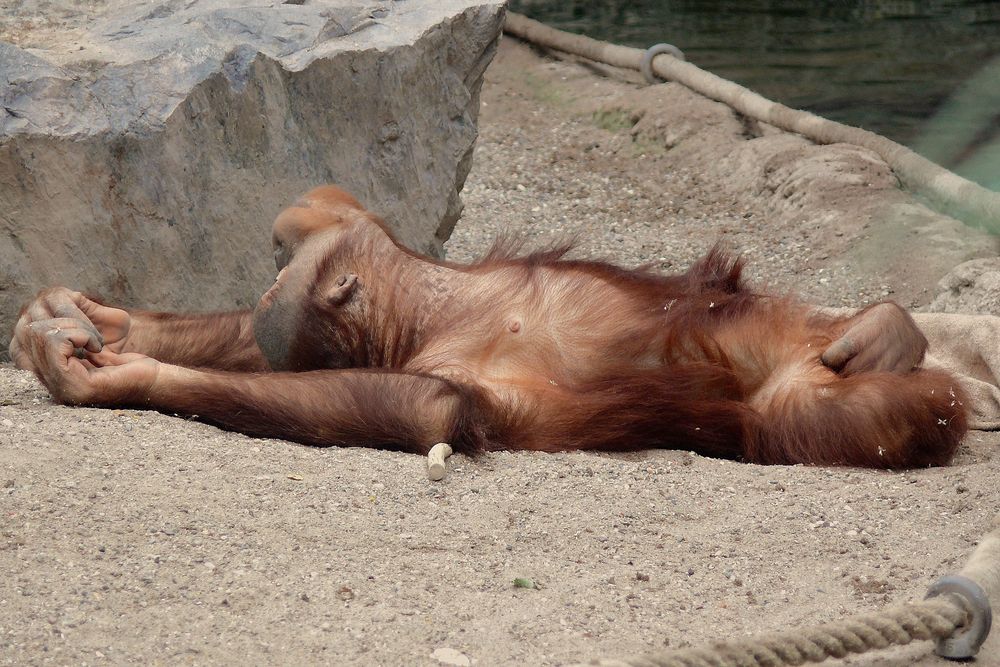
[928,526,1000,659]
[640,44,685,85]
[925,575,993,658]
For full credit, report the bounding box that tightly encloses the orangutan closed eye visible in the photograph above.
[10,185,966,468]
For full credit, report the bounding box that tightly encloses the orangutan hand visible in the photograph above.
[9,288,131,372]
[821,302,927,376]
[15,317,158,406]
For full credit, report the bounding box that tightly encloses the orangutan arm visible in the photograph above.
[9,287,268,372]
[14,316,483,453]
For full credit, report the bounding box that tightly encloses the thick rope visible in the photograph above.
[572,598,965,667]
[959,526,1000,596]
[571,527,999,666]
[504,12,1000,233]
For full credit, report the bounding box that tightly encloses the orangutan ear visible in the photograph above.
[324,273,359,308]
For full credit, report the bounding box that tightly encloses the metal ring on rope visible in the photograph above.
[640,43,685,84]
[925,575,993,659]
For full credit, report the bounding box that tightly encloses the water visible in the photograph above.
[510,0,1000,190]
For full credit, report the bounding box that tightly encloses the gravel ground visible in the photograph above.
[2,37,999,667]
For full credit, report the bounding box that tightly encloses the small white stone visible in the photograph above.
[431,648,470,667]
[1,419,13,427]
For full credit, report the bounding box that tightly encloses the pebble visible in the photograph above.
[431,648,471,667]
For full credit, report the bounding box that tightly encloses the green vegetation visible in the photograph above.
[590,108,634,132]
[522,71,574,107]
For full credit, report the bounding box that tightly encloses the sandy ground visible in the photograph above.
[3,38,1000,667]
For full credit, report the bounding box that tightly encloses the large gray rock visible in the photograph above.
[0,0,503,349]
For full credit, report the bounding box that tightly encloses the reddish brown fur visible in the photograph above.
[121,309,268,372]
[14,186,968,468]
